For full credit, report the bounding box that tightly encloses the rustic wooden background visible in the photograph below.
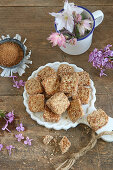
[0,0,113,169]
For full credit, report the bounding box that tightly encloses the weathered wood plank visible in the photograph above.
[0,0,113,7]
[0,6,113,96]
[0,96,112,170]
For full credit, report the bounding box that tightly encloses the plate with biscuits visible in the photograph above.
[23,62,97,130]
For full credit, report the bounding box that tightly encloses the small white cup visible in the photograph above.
[55,6,104,55]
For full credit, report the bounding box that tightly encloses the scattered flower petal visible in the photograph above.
[6,145,15,156]
[15,133,24,142]
[16,123,25,132]
[0,144,3,151]
[24,137,33,146]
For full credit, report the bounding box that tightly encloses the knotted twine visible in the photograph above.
[56,131,113,170]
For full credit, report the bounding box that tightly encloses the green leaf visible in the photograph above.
[81,13,86,20]
[0,110,6,118]
[75,25,81,39]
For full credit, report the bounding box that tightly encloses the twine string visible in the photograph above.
[56,131,113,170]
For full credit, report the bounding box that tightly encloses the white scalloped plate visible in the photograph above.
[23,62,113,142]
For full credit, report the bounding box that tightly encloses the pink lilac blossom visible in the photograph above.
[15,134,24,142]
[16,123,25,132]
[89,44,113,76]
[24,137,33,146]
[0,144,3,151]
[47,32,66,48]
[6,145,15,156]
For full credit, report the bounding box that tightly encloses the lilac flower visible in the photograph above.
[0,144,3,151]
[2,111,14,132]
[13,81,20,88]
[15,134,24,142]
[18,80,25,87]
[24,137,33,146]
[16,123,25,132]
[2,121,11,133]
[89,44,113,76]
[6,145,15,156]
[5,111,14,123]
[9,76,25,88]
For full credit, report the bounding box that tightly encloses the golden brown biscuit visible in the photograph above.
[59,136,71,154]
[25,78,43,95]
[43,106,61,122]
[77,71,90,86]
[67,99,84,122]
[37,66,56,81]
[28,94,44,112]
[87,109,108,131]
[46,92,70,115]
[73,86,90,104]
[57,64,74,77]
[43,135,53,145]
[42,74,60,96]
[60,73,78,96]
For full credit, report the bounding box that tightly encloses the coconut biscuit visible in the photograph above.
[87,109,108,131]
[67,99,84,122]
[42,74,60,96]
[60,73,78,96]
[25,78,43,95]
[73,86,90,104]
[57,64,74,77]
[46,92,70,115]
[43,106,61,122]
[77,71,90,86]
[37,66,56,81]
[28,94,44,112]
[59,136,71,154]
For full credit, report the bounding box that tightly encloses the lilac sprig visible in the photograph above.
[9,76,25,88]
[2,111,15,132]
[24,137,33,146]
[15,134,24,142]
[16,123,25,132]
[89,44,113,76]
[6,145,15,156]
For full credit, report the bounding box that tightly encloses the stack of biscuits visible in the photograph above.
[25,64,91,124]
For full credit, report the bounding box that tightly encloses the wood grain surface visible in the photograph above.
[0,1,113,170]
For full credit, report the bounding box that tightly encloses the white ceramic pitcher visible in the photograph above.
[55,6,104,55]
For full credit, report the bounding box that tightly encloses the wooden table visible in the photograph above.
[0,0,113,169]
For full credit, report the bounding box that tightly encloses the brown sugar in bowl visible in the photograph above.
[0,39,25,68]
